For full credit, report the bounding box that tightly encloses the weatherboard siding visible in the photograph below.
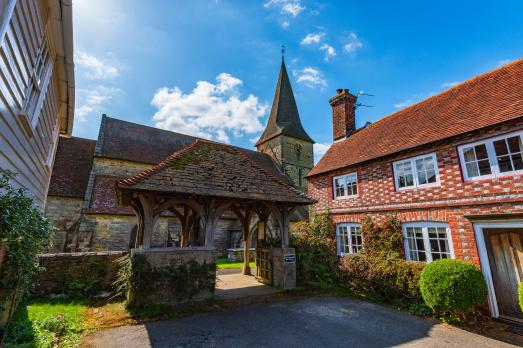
[0,0,62,207]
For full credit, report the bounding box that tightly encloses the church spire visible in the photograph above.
[255,57,314,146]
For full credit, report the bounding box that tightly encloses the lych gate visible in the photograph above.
[116,139,315,306]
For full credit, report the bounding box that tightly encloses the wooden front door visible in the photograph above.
[484,228,523,321]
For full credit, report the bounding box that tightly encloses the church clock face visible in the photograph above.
[294,143,302,159]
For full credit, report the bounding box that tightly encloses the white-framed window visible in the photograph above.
[333,172,358,199]
[336,223,362,256]
[393,153,439,190]
[458,131,523,181]
[402,222,454,262]
[21,34,53,128]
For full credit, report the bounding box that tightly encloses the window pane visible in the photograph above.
[350,226,363,253]
[494,139,509,156]
[417,170,427,185]
[427,227,451,260]
[498,155,513,172]
[347,175,358,196]
[513,154,523,171]
[406,227,426,261]
[465,161,479,178]
[475,144,489,160]
[508,136,522,153]
[426,169,437,183]
[478,159,492,176]
[337,226,348,254]
[335,178,346,197]
[396,161,414,188]
[463,147,475,162]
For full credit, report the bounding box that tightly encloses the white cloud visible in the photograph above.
[301,32,323,45]
[75,85,121,122]
[313,143,331,164]
[393,100,413,109]
[264,0,305,17]
[497,59,513,67]
[75,51,118,80]
[281,20,290,29]
[151,73,268,143]
[344,33,363,53]
[293,67,327,89]
[441,81,459,88]
[320,44,336,61]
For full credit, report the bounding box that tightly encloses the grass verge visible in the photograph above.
[3,298,89,348]
[216,257,255,270]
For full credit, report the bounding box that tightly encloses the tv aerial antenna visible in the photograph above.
[355,90,374,108]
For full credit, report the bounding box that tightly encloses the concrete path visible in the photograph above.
[81,297,516,348]
[215,269,279,300]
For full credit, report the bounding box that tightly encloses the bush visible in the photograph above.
[340,253,425,307]
[290,211,340,286]
[420,258,487,320]
[519,282,523,312]
[360,217,403,258]
[0,170,51,327]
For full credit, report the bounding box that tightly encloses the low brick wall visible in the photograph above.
[34,251,128,296]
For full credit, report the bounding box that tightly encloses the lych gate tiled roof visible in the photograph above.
[118,140,315,204]
[48,137,96,198]
[256,60,314,145]
[309,58,523,177]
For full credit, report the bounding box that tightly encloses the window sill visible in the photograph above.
[17,110,34,138]
[464,171,523,183]
[333,195,358,201]
[396,183,441,192]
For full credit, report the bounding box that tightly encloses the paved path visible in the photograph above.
[81,297,515,348]
[215,269,279,300]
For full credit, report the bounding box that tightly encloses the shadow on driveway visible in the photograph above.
[81,297,515,348]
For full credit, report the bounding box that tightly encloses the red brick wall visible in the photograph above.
[330,90,357,141]
[308,119,523,266]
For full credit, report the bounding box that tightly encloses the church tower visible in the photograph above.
[256,58,314,192]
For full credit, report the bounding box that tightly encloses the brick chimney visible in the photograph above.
[329,89,357,141]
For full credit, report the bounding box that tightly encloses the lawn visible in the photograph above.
[216,257,255,270]
[3,298,89,348]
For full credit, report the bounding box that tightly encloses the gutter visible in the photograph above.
[59,0,75,136]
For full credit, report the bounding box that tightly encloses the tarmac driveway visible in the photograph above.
[81,297,515,348]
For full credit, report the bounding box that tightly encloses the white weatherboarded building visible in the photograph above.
[0,0,75,208]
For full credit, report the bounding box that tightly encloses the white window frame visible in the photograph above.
[336,223,363,256]
[393,152,440,191]
[458,130,523,182]
[332,172,358,199]
[402,222,454,262]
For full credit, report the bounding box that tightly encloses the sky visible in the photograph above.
[72,0,523,162]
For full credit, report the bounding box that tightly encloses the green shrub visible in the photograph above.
[420,258,487,320]
[360,216,403,258]
[290,211,340,286]
[340,253,425,307]
[0,170,51,328]
[519,282,523,312]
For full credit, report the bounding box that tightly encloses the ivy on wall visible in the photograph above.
[114,254,216,308]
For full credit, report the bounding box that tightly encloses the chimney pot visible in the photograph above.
[329,88,357,141]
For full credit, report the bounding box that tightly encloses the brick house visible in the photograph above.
[45,59,313,256]
[307,58,523,321]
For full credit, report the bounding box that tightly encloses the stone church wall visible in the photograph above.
[44,196,84,252]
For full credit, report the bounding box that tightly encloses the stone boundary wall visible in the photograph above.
[34,251,128,296]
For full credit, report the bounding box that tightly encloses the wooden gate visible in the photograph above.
[484,228,523,321]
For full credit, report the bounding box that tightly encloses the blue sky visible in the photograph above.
[72,0,523,162]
